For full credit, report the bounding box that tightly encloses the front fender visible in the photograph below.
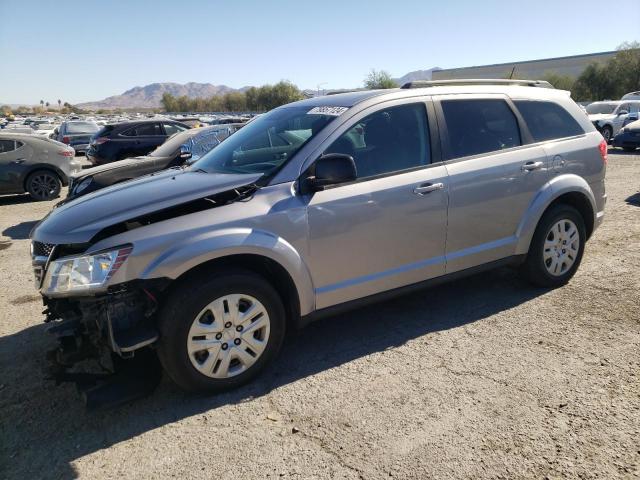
[515,174,596,254]
[137,228,315,316]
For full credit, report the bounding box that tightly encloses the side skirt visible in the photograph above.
[298,255,526,328]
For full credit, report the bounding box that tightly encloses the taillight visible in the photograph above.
[598,139,608,165]
[94,137,109,145]
[62,136,70,144]
[57,149,74,157]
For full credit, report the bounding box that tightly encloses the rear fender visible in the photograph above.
[515,174,596,254]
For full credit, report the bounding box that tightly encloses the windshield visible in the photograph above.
[191,106,339,175]
[66,121,99,134]
[586,103,617,115]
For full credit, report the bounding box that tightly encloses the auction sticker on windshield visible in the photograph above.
[307,106,348,116]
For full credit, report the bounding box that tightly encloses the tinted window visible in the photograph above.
[65,122,99,134]
[441,99,521,159]
[0,139,15,153]
[122,123,163,136]
[135,123,163,136]
[94,125,115,138]
[325,103,430,179]
[163,123,188,136]
[515,101,584,142]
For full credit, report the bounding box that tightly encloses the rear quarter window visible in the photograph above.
[514,100,584,142]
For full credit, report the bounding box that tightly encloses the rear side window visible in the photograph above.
[325,103,430,179]
[95,125,115,138]
[441,99,521,159]
[122,123,163,136]
[0,139,15,153]
[163,123,189,136]
[514,101,584,142]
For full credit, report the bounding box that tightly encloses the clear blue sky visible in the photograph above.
[1,0,638,104]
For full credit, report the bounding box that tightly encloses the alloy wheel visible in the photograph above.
[29,173,59,200]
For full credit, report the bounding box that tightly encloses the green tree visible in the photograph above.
[541,72,575,92]
[608,41,640,96]
[364,69,398,89]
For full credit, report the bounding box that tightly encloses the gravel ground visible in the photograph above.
[1,151,639,480]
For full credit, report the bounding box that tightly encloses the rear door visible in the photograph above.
[0,139,31,192]
[435,94,550,273]
[130,123,165,156]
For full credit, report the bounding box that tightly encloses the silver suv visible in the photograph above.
[31,80,607,395]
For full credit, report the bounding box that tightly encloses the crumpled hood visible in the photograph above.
[588,113,615,123]
[32,169,262,245]
[70,156,155,180]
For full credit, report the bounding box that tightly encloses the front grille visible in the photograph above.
[32,241,55,257]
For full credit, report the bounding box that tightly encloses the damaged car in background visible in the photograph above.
[66,123,245,200]
[30,81,606,408]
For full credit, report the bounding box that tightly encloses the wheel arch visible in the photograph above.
[22,164,67,189]
[126,228,315,321]
[169,254,303,330]
[515,174,597,254]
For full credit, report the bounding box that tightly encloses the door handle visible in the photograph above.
[413,182,444,195]
[10,159,25,164]
[521,161,544,172]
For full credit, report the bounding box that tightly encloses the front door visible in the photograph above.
[306,101,449,309]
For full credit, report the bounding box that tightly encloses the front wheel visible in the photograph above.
[157,269,286,393]
[521,204,586,288]
[601,126,612,143]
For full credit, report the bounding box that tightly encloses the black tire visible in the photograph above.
[521,204,586,288]
[622,146,637,152]
[25,170,62,201]
[601,126,612,143]
[157,268,286,393]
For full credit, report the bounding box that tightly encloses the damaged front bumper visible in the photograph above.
[41,280,168,408]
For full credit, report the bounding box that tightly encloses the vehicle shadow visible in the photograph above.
[0,194,33,206]
[0,266,547,479]
[625,192,640,207]
[608,147,638,156]
[2,221,38,240]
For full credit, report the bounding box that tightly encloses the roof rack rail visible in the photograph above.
[401,79,555,89]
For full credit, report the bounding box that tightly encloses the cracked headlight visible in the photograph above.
[42,245,132,295]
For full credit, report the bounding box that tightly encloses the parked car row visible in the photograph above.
[67,123,244,199]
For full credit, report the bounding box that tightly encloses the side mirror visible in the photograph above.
[54,128,59,135]
[308,153,357,191]
[178,145,192,162]
[617,110,629,116]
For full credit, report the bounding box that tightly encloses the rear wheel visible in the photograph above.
[157,269,286,393]
[601,126,612,143]
[521,204,586,288]
[25,170,62,201]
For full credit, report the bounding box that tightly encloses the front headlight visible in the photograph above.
[42,245,132,295]
[73,176,93,194]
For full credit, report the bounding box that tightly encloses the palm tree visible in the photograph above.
[40,99,44,111]
[57,99,61,110]
[45,102,50,110]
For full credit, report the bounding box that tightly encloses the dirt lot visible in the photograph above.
[1,151,639,480]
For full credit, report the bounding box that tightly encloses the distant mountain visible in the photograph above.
[76,82,244,110]
[394,67,441,85]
